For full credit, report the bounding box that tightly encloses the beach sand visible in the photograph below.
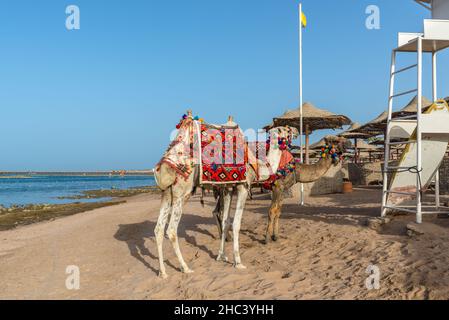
[1,187,449,300]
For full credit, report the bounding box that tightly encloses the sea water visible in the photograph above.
[0,175,156,207]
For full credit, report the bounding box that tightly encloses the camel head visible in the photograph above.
[322,136,348,165]
[268,126,299,150]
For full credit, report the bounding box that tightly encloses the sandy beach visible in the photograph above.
[1,187,448,300]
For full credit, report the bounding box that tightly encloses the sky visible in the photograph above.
[0,0,447,171]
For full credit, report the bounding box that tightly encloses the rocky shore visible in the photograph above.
[0,186,160,231]
[57,186,160,200]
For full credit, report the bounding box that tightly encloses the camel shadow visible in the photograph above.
[114,212,218,276]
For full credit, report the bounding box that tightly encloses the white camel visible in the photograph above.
[154,113,249,278]
[153,112,296,278]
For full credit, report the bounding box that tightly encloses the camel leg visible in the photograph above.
[154,189,172,279]
[265,185,283,244]
[272,203,283,242]
[272,186,285,242]
[213,190,232,242]
[212,190,224,239]
[166,196,193,274]
[233,184,248,269]
[217,188,232,262]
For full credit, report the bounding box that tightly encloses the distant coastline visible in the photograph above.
[0,170,154,177]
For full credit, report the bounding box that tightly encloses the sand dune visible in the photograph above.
[1,188,449,300]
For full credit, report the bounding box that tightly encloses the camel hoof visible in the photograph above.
[235,263,247,270]
[272,235,278,242]
[216,254,228,262]
[159,272,168,279]
[182,267,194,274]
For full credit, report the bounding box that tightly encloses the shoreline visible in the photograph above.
[0,171,155,177]
[0,186,160,231]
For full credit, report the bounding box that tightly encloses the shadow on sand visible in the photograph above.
[114,213,218,275]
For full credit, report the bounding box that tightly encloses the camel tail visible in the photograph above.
[200,188,205,207]
[213,189,221,214]
[190,186,205,208]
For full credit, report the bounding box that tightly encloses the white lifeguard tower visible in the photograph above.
[381,0,449,223]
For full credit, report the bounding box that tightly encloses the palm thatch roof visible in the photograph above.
[348,140,380,151]
[268,102,351,133]
[368,138,409,149]
[357,96,433,135]
[338,122,372,139]
[308,135,343,150]
[392,96,432,118]
[358,111,388,135]
[290,146,317,156]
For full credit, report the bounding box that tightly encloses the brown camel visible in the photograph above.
[265,147,343,244]
[213,137,347,244]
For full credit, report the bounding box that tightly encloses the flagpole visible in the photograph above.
[299,2,305,206]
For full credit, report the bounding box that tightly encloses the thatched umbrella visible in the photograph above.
[309,137,332,150]
[348,139,381,162]
[392,95,432,118]
[338,122,372,164]
[270,102,351,164]
[308,134,345,150]
[358,96,432,135]
[358,111,388,135]
[291,146,317,157]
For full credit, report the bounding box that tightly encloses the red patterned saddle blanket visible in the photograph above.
[200,123,247,184]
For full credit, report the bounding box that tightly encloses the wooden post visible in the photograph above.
[305,124,310,164]
[354,138,358,164]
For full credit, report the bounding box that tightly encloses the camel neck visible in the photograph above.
[296,157,334,184]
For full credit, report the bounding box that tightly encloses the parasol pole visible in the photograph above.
[299,2,305,206]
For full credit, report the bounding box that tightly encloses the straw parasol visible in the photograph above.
[269,102,351,164]
[309,137,331,151]
[338,122,372,164]
[290,146,317,157]
[358,111,388,135]
[308,134,344,150]
[392,95,432,118]
[338,123,370,139]
[348,140,382,163]
[358,96,432,135]
[348,140,379,151]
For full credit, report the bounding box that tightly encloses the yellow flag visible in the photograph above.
[301,11,307,28]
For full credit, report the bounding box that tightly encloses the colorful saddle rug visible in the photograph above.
[157,115,248,185]
[157,117,197,180]
[200,123,247,184]
[262,150,296,190]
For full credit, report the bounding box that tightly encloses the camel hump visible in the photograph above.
[226,115,237,126]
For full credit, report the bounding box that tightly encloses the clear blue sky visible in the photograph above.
[1,0,447,171]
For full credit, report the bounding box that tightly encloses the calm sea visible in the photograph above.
[0,175,156,207]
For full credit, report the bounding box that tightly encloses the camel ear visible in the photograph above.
[292,127,299,138]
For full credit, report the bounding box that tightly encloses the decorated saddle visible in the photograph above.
[199,123,247,184]
[157,115,198,180]
[157,113,248,185]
